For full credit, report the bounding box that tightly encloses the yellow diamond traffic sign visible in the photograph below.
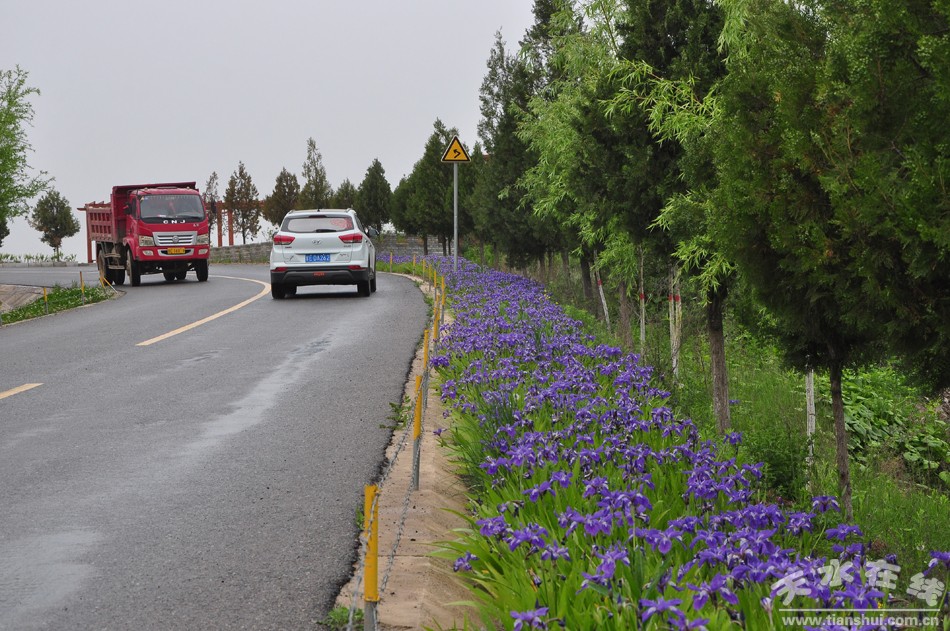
[441,136,470,163]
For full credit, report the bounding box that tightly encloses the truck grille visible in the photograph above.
[154,232,197,246]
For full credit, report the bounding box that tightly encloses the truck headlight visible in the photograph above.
[197,233,210,244]
[139,235,155,247]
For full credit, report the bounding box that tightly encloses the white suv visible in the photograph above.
[269,209,378,299]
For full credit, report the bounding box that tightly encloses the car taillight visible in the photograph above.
[273,234,295,245]
[339,233,363,244]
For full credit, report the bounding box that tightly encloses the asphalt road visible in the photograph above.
[0,263,428,630]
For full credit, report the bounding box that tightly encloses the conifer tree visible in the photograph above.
[357,159,392,232]
[202,172,220,235]
[330,179,357,209]
[223,162,260,244]
[262,168,299,227]
[298,138,332,209]
[407,119,457,254]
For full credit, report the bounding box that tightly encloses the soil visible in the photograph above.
[333,279,475,630]
[0,284,45,313]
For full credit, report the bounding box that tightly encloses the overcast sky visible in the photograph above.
[1,0,536,260]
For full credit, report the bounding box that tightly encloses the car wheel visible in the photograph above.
[358,280,371,297]
[286,285,297,297]
[271,282,287,299]
[370,276,377,293]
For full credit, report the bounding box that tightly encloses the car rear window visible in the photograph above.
[284,215,353,233]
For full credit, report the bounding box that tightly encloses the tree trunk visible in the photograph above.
[619,279,633,350]
[561,250,570,279]
[668,264,682,382]
[580,254,594,310]
[595,267,611,330]
[707,285,731,434]
[806,369,816,491]
[639,245,646,356]
[829,359,854,522]
[479,242,486,267]
[422,235,429,256]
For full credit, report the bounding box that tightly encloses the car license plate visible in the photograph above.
[167,247,186,255]
[306,254,330,263]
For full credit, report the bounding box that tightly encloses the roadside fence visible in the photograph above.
[342,259,449,631]
[0,271,117,326]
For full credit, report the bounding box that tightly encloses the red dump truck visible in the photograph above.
[84,182,211,286]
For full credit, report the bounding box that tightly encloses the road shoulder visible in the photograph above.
[335,280,475,630]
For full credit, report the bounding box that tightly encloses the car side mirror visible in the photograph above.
[367,227,379,238]
[125,203,133,215]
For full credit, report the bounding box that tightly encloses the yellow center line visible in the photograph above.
[137,275,271,347]
[0,383,43,400]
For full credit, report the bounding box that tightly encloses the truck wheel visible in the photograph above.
[195,260,209,282]
[114,268,125,285]
[163,272,176,282]
[97,250,111,284]
[126,251,141,287]
[175,271,187,281]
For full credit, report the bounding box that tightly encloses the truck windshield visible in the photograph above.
[140,194,205,223]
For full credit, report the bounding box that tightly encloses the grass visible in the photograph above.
[0,252,79,263]
[321,605,363,630]
[0,282,113,325]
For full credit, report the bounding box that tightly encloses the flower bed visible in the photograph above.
[426,258,948,631]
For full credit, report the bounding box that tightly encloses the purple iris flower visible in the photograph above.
[541,543,570,562]
[506,523,549,552]
[549,470,573,488]
[688,573,739,610]
[583,476,610,498]
[725,431,743,445]
[639,596,683,623]
[453,551,478,572]
[523,480,554,503]
[476,515,508,538]
[811,495,841,514]
[581,508,615,537]
[511,606,549,630]
[928,550,950,573]
[825,524,863,541]
[641,528,674,555]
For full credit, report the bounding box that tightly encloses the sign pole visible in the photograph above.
[452,162,459,274]
[441,135,470,276]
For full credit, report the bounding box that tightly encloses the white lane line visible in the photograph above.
[136,275,270,347]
